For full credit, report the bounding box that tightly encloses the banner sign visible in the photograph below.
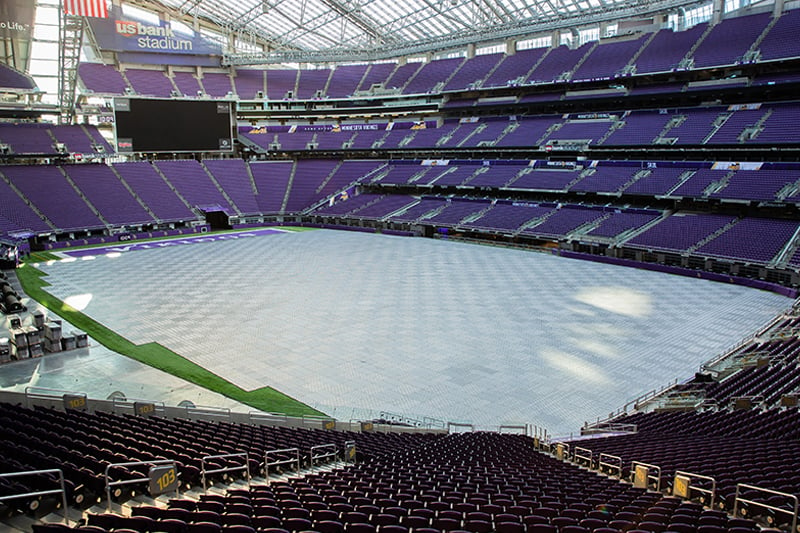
[728,103,761,111]
[711,161,763,171]
[87,6,222,56]
[243,121,432,134]
[0,0,33,40]
[328,186,356,207]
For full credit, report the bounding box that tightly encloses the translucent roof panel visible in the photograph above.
[157,0,695,59]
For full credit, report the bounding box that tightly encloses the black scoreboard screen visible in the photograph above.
[114,98,234,153]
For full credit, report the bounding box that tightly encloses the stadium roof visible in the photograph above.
[151,0,698,63]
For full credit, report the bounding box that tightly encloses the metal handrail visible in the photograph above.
[599,453,623,478]
[423,416,447,429]
[573,446,593,468]
[499,424,528,435]
[0,469,69,524]
[201,452,250,491]
[734,483,798,533]
[632,461,661,492]
[104,460,177,510]
[530,425,549,441]
[448,421,475,433]
[310,444,338,466]
[184,404,231,421]
[24,386,87,409]
[674,470,716,508]
[582,422,638,434]
[111,397,166,415]
[264,447,300,482]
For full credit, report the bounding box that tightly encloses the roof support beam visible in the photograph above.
[317,0,384,41]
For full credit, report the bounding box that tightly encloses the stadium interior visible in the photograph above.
[1,0,800,531]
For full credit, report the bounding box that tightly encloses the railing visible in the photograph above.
[104,460,177,510]
[498,424,528,435]
[631,461,661,492]
[583,378,679,429]
[264,448,301,482]
[377,410,447,429]
[573,446,594,468]
[700,308,794,372]
[111,397,166,416]
[530,425,549,441]
[0,469,69,523]
[310,444,338,467]
[581,422,638,435]
[24,386,87,410]
[183,404,231,421]
[598,453,623,478]
[248,410,333,430]
[448,421,475,433]
[734,483,798,533]
[673,471,716,508]
[201,453,250,491]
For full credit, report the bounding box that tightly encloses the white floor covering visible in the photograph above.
[12,229,792,436]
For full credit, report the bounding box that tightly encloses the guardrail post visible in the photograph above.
[734,483,798,532]
[200,453,250,492]
[104,460,178,511]
[0,469,69,524]
[264,448,301,483]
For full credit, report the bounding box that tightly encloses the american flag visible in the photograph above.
[63,0,109,18]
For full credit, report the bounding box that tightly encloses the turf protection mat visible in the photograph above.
[36,229,791,434]
[58,228,286,258]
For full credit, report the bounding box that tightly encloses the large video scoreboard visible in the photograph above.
[114,97,234,153]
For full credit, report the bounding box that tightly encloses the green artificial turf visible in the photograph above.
[16,263,324,417]
[28,251,61,262]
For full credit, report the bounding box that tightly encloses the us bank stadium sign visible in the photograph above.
[115,20,193,52]
[87,7,222,56]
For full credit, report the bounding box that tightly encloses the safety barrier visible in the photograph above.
[734,483,798,533]
[184,404,231,421]
[310,444,338,467]
[111,397,166,417]
[0,469,69,524]
[264,448,301,482]
[25,386,87,411]
[573,446,593,468]
[201,452,250,491]
[673,470,716,508]
[448,421,475,433]
[631,461,661,491]
[598,453,623,478]
[499,424,528,435]
[104,460,178,510]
